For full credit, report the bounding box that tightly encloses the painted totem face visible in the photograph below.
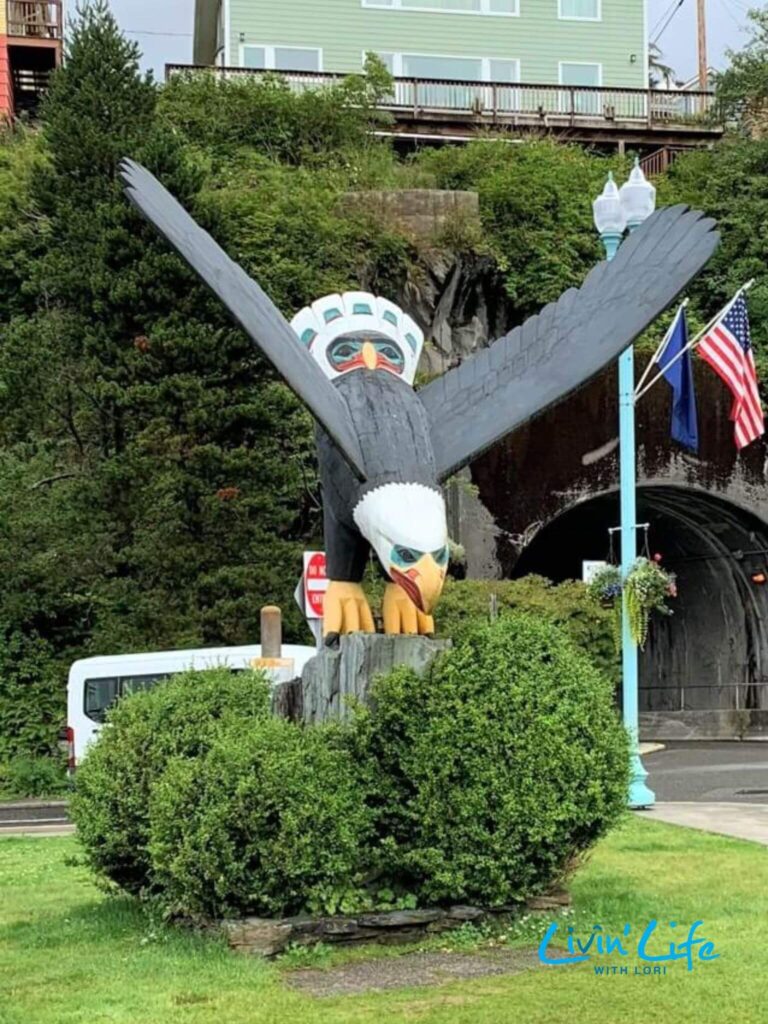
[290,292,424,385]
[327,332,406,377]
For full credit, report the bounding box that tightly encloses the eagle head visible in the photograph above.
[353,483,448,614]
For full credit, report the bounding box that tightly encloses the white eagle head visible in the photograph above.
[354,483,448,615]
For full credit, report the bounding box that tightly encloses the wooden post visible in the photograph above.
[260,605,282,660]
[697,0,708,91]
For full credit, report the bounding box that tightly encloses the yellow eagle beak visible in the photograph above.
[390,554,446,615]
[362,341,377,370]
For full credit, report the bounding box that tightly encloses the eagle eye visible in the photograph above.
[392,545,419,566]
[432,546,449,566]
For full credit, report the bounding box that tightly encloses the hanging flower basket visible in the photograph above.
[624,557,676,649]
[586,565,623,608]
[587,558,676,650]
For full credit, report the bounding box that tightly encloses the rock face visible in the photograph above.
[406,250,515,379]
[272,633,450,725]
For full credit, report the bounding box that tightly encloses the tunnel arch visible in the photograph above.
[514,484,768,740]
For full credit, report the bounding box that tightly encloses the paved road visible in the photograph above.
[645,742,768,803]
[0,801,73,836]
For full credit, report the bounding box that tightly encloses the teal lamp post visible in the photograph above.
[593,160,656,810]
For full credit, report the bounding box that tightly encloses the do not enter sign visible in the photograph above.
[303,551,328,619]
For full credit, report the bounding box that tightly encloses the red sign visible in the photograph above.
[303,551,328,619]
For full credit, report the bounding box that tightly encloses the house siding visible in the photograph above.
[226,0,646,87]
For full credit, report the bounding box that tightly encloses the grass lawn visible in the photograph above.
[0,816,764,1023]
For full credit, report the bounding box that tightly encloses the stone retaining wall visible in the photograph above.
[220,891,571,957]
[340,189,480,242]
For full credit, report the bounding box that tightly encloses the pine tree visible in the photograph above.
[0,1,317,755]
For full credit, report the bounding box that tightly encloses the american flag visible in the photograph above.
[697,296,765,450]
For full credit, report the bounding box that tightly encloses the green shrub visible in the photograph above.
[0,754,68,798]
[71,668,271,893]
[159,55,393,161]
[366,575,618,683]
[148,719,373,920]
[355,613,629,907]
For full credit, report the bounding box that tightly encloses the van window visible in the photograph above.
[121,673,169,697]
[84,678,120,724]
[83,673,171,723]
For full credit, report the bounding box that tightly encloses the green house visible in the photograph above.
[193,0,648,91]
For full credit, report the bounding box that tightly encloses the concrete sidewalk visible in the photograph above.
[642,802,768,846]
[0,823,75,837]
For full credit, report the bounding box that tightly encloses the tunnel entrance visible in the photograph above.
[514,486,768,740]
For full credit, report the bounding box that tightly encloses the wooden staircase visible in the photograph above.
[640,146,690,178]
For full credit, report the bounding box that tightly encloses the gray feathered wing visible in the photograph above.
[420,205,719,481]
[119,159,367,481]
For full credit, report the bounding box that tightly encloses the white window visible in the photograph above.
[369,52,521,111]
[362,0,519,15]
[403,53,483,80]
[242,45,322,72]
[559,61,601,87]
[558,0,600,20]
[375,52,520,83]
[559,61,602,114]
[489,59,519,83]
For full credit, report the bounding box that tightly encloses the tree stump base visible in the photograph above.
[271,633,451,725]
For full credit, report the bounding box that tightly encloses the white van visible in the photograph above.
[66,643,316,770]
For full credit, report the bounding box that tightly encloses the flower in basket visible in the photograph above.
[586,565,623,605]
[624,557,677,648]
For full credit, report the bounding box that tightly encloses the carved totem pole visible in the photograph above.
[120,160,718,642]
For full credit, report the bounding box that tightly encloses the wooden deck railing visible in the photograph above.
[165,65,720,131]
[7,1,63,40]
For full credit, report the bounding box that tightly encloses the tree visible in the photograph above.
[648,43,677,89]
[716,8,768,137]
[660,138,768,380]
[0,2,322,753]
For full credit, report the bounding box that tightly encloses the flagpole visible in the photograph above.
[636,281,756,403]
[634,299,690,399]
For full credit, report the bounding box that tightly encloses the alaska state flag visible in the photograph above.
[661,306,699,452]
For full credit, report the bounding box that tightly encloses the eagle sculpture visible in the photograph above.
[120,160,718,641]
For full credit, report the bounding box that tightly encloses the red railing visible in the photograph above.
[7,1,62,40]
[165,65,721,131]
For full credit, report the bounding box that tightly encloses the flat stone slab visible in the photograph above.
[643,801,768,846]
[222,893,569,957]
[285,948,542,997]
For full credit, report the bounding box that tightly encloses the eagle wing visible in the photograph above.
[119,159,367,481]
[419,205,719,481]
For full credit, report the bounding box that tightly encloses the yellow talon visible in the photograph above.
[323,581,376,639]
[382,583,435,636]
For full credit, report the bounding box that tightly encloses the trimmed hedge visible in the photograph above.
[70,668,271,892]
[366,575,618,684]
[149,720,373,919]
[73,614,629,918]
[354,614,630,906]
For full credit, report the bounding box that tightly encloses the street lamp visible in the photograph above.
[593,158,656,810]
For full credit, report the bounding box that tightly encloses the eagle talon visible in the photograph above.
[383,583,436,636]
[322,581,376,639]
